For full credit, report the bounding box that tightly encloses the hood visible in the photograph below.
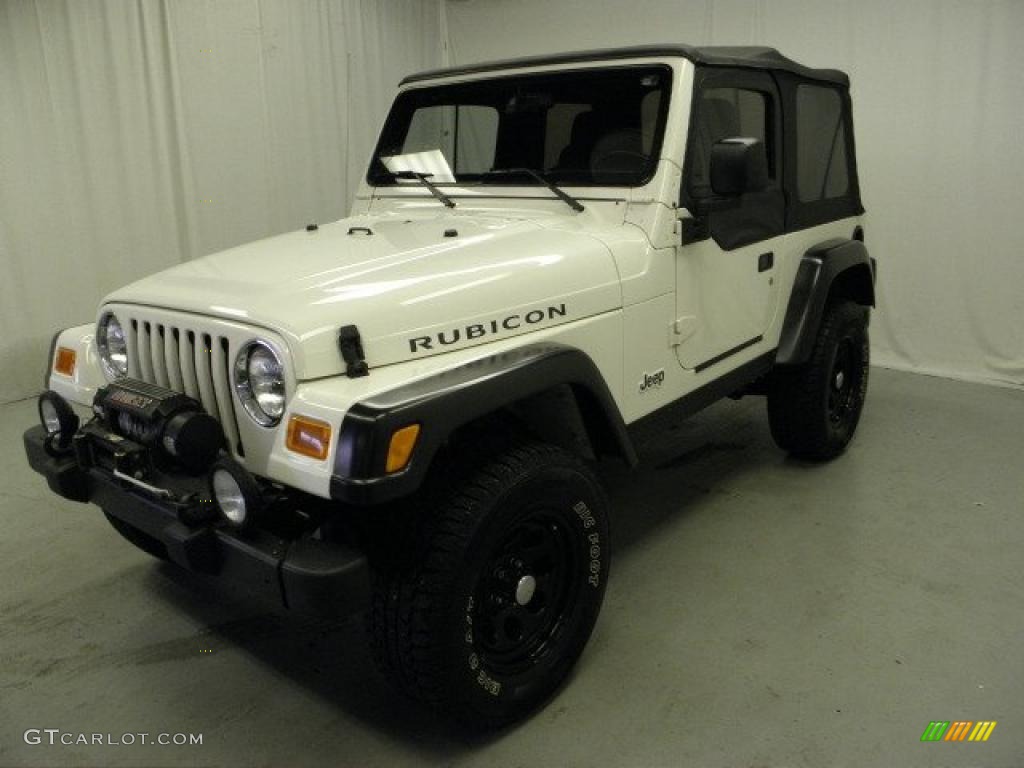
[107,210,623,379]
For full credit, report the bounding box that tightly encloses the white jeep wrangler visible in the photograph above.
[25,45,875,727]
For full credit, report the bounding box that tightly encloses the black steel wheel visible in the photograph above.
[828,338,858,426]
[368,439,609,728]
[473,508,581,676]
[767,300,870,460]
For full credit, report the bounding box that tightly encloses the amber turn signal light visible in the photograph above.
[54,347,76,377]
[285,415,332,460]
[386,424,421,474]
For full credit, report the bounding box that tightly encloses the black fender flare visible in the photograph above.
[775,238,876,365]
[330,343,637,505]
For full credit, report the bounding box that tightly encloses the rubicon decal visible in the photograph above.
[408,304,567,353]
[920,720,997,742]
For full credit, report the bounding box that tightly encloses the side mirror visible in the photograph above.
[709,137,769,197]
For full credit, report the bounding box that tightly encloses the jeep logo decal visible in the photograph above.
[639,369,665,393]
[408,304,567,353]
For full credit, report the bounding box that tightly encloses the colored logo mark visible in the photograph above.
[921,721,997,742]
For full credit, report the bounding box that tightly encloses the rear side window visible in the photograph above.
[796,85,849,202]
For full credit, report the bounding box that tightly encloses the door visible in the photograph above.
[674,70,785,371]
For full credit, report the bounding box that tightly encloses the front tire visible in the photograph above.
[368,440,610,728]
[767,300,870,460]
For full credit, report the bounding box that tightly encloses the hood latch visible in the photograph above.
[338,325,369,378]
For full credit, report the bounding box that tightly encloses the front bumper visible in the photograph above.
[23,425,369,617]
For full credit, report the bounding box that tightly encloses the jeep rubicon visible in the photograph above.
[24,45,875,727]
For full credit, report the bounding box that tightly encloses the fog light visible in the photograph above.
[38,390,79,453]
[210,459,261,528]
[385,424,421,474]
[40,399,60,434]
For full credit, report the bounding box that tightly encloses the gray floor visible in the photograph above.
[1,367,1022,768]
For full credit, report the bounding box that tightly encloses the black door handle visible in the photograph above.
[758,252,774,272]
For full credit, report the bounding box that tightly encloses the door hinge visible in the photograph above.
[670,316,698,347]
[680,217,710,245]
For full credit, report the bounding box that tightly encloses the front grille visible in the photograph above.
[123,316,244,457]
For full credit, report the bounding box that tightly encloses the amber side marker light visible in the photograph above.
[54,347,77,377]
[386,424,421,473]
[285,415,332,460]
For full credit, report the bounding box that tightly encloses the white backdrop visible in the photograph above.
[447,0,1024,389]
[0,0,443,403]
[3,1,1022,404]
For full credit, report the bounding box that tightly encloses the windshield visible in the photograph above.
[368,65,671,188]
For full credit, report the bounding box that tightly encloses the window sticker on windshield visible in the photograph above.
[382,150,455,183]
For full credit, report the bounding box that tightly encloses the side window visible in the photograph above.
[400,104,499,176]
[689,87,772,197]
[795,85,850,202]
[403,105,451,157]
[454,105,499,174]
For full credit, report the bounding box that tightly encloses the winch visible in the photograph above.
[92,378,224,472]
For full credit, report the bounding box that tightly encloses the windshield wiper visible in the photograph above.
[484,168,585,212]
[388,170,456,208]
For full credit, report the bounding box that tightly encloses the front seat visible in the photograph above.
[555,111,600,176]
[589,129,647,182]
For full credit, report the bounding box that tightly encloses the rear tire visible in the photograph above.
[767,300,870,460]
[367,439,610,728]
[103,511,169,560]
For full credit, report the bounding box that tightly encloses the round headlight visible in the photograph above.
[97,312,128,380]
[234,341,285,426]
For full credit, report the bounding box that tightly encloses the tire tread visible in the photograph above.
[767,300,869,460]
[368,439,594,723]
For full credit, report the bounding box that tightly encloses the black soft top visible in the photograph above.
[401,45,849,87]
